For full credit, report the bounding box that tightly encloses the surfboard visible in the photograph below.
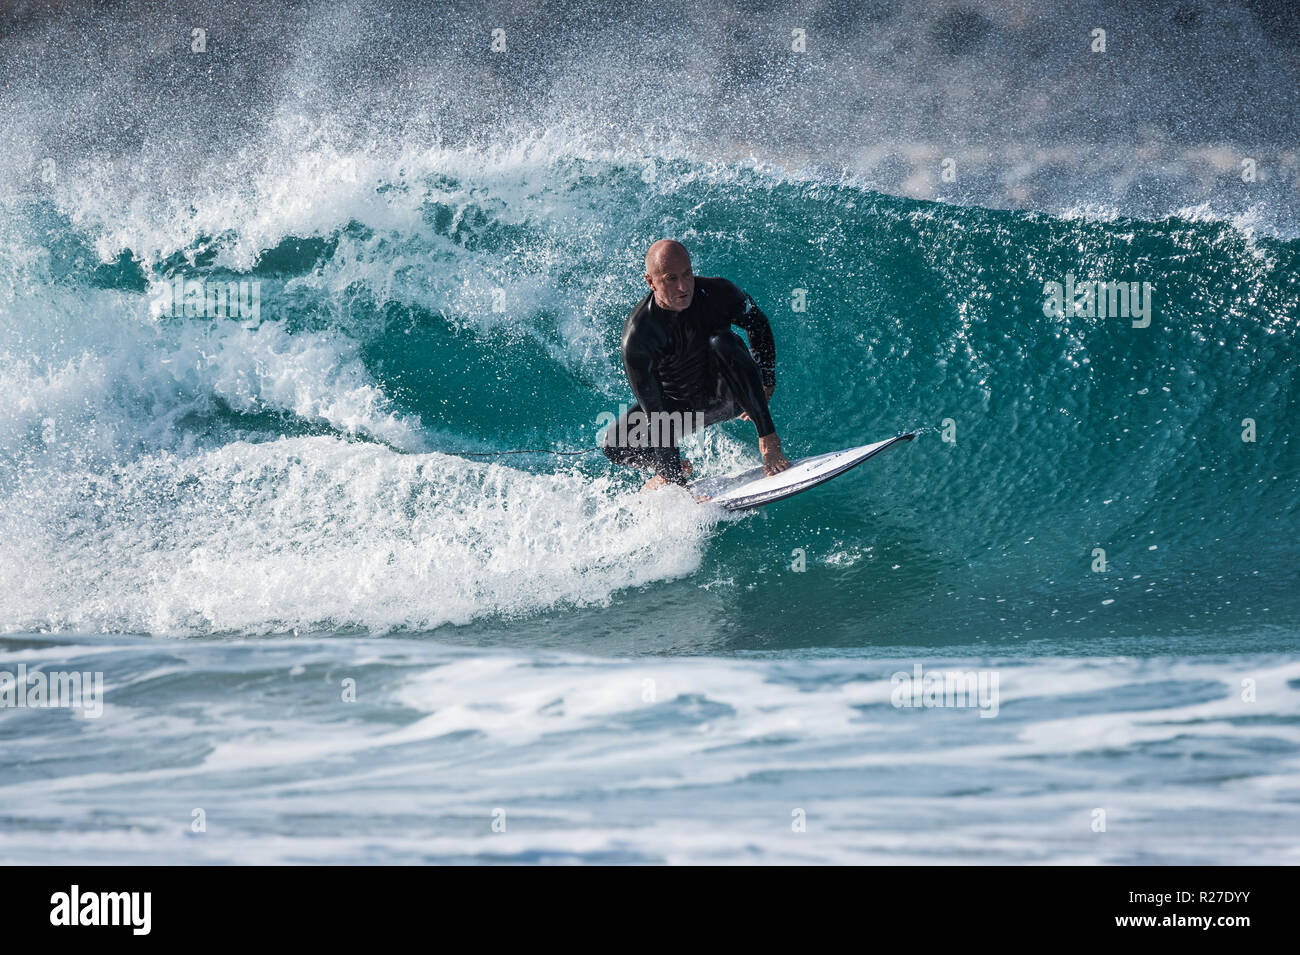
[688,433,914,510]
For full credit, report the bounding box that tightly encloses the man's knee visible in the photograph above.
[708,330,748,358]
[709,332,763,387]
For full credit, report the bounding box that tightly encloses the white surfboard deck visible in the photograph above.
[689,433,914,511]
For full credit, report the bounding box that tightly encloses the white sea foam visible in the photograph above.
[0,435,717,636]
[1,641,1295,864]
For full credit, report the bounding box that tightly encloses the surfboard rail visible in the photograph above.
[689,432,915,510]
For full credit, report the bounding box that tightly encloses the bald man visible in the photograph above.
[600,240,791,490]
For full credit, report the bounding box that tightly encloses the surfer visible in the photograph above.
[600,239,791,490]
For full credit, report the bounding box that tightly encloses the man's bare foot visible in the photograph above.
[640,459,692,492]
[759,434,791,476]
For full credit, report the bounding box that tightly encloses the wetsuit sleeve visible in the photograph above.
[728,288,776,389]
[622,341,687,485]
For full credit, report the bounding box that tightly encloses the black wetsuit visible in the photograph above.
[600,276,777,485]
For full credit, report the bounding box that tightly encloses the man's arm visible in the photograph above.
[720,280,790,476]
[729,288,776,390]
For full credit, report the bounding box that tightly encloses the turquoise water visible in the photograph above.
[2,0,1300,862]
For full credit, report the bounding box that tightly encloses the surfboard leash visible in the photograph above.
[451,447,601,457]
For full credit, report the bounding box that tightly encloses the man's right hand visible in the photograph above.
[759,433,791,476]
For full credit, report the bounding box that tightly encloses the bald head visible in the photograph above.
[645,239,690,273]
[644,240,695,311]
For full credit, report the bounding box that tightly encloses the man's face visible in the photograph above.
[646,255,695,311]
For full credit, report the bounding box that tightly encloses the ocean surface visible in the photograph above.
[1,0,1298,864]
